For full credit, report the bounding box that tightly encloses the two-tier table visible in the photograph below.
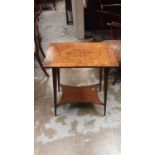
[43,40,120,116]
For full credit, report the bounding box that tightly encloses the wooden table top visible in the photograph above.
[43,40,121,68]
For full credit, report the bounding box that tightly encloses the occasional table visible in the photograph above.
[43,40,120,116]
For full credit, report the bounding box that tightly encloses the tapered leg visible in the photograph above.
[35,53,49,77]
[52,68,57,116]
[103,68,109,116]
[39,38,45,58]
[99,68,103,91]
[57,68,60,92]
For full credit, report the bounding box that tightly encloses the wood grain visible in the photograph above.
[58,84,103,106]
[43,40,120,68]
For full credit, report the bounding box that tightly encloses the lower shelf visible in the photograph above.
[57,84,103,107]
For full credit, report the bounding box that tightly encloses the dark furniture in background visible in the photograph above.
[34,0,57,10]
[84,0,121,33]
[34,5,49,77]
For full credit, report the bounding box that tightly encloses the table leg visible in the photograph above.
[52,68,57,116]
[99,68,103,91]
[57,68,60,92]
[104,68,109,116]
